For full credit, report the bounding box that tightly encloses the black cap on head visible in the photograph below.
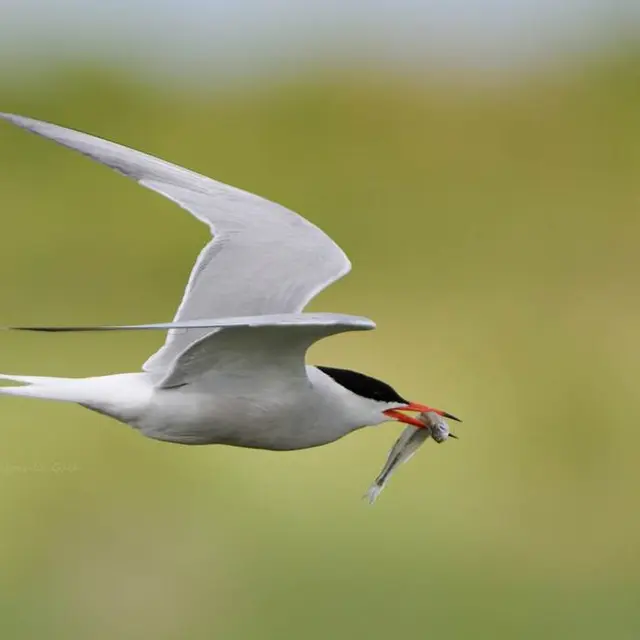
[317,366,408,404]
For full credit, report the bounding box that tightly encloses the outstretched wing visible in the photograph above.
[9,313,376,388]
[0,114,352,375]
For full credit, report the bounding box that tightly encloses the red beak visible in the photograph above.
[384,402,461,428]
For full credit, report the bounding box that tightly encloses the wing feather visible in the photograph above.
[0,114,352,377]
[7,313,376,389]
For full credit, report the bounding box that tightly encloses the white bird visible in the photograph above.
[0,114,459,452]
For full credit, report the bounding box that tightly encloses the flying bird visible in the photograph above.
[0,114,459,451]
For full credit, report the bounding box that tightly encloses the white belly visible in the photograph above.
[130,384,358,450]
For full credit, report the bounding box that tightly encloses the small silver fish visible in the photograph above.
[364,411,452,504]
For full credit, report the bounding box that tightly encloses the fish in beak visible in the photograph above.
[384,402,461,427]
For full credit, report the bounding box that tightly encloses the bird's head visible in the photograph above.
[316,366,460,427]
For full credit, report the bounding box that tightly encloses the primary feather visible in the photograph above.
[0,113,352,377]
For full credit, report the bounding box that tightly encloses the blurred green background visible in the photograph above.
[0,29,639,640]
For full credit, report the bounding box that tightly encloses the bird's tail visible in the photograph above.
[0,374,90,402]
[0,372,152,421]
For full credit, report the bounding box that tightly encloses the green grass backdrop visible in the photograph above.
[0,56,638,638]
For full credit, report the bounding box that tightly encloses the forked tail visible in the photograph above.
[0,374,95,402]
[0,373,153,422]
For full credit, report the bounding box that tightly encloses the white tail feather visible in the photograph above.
[0,374,89,402]
[0,373,152,410]
[0,373,76,385]
[0,373,153,433]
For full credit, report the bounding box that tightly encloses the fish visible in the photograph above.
[364,411,453,504]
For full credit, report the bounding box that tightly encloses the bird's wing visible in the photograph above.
[9,313,375,388]
[0,114,352,376]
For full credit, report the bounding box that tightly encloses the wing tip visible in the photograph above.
[347,314,376,330]
[8,326,83,332]
[6,325,117,332]
[0,112,36,129]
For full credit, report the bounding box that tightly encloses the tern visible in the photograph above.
[0,114,459,451]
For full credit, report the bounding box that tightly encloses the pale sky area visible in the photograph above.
[1,0,638,80]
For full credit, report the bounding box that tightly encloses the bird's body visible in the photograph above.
[0,114,458,454]
[0,367,378,449]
